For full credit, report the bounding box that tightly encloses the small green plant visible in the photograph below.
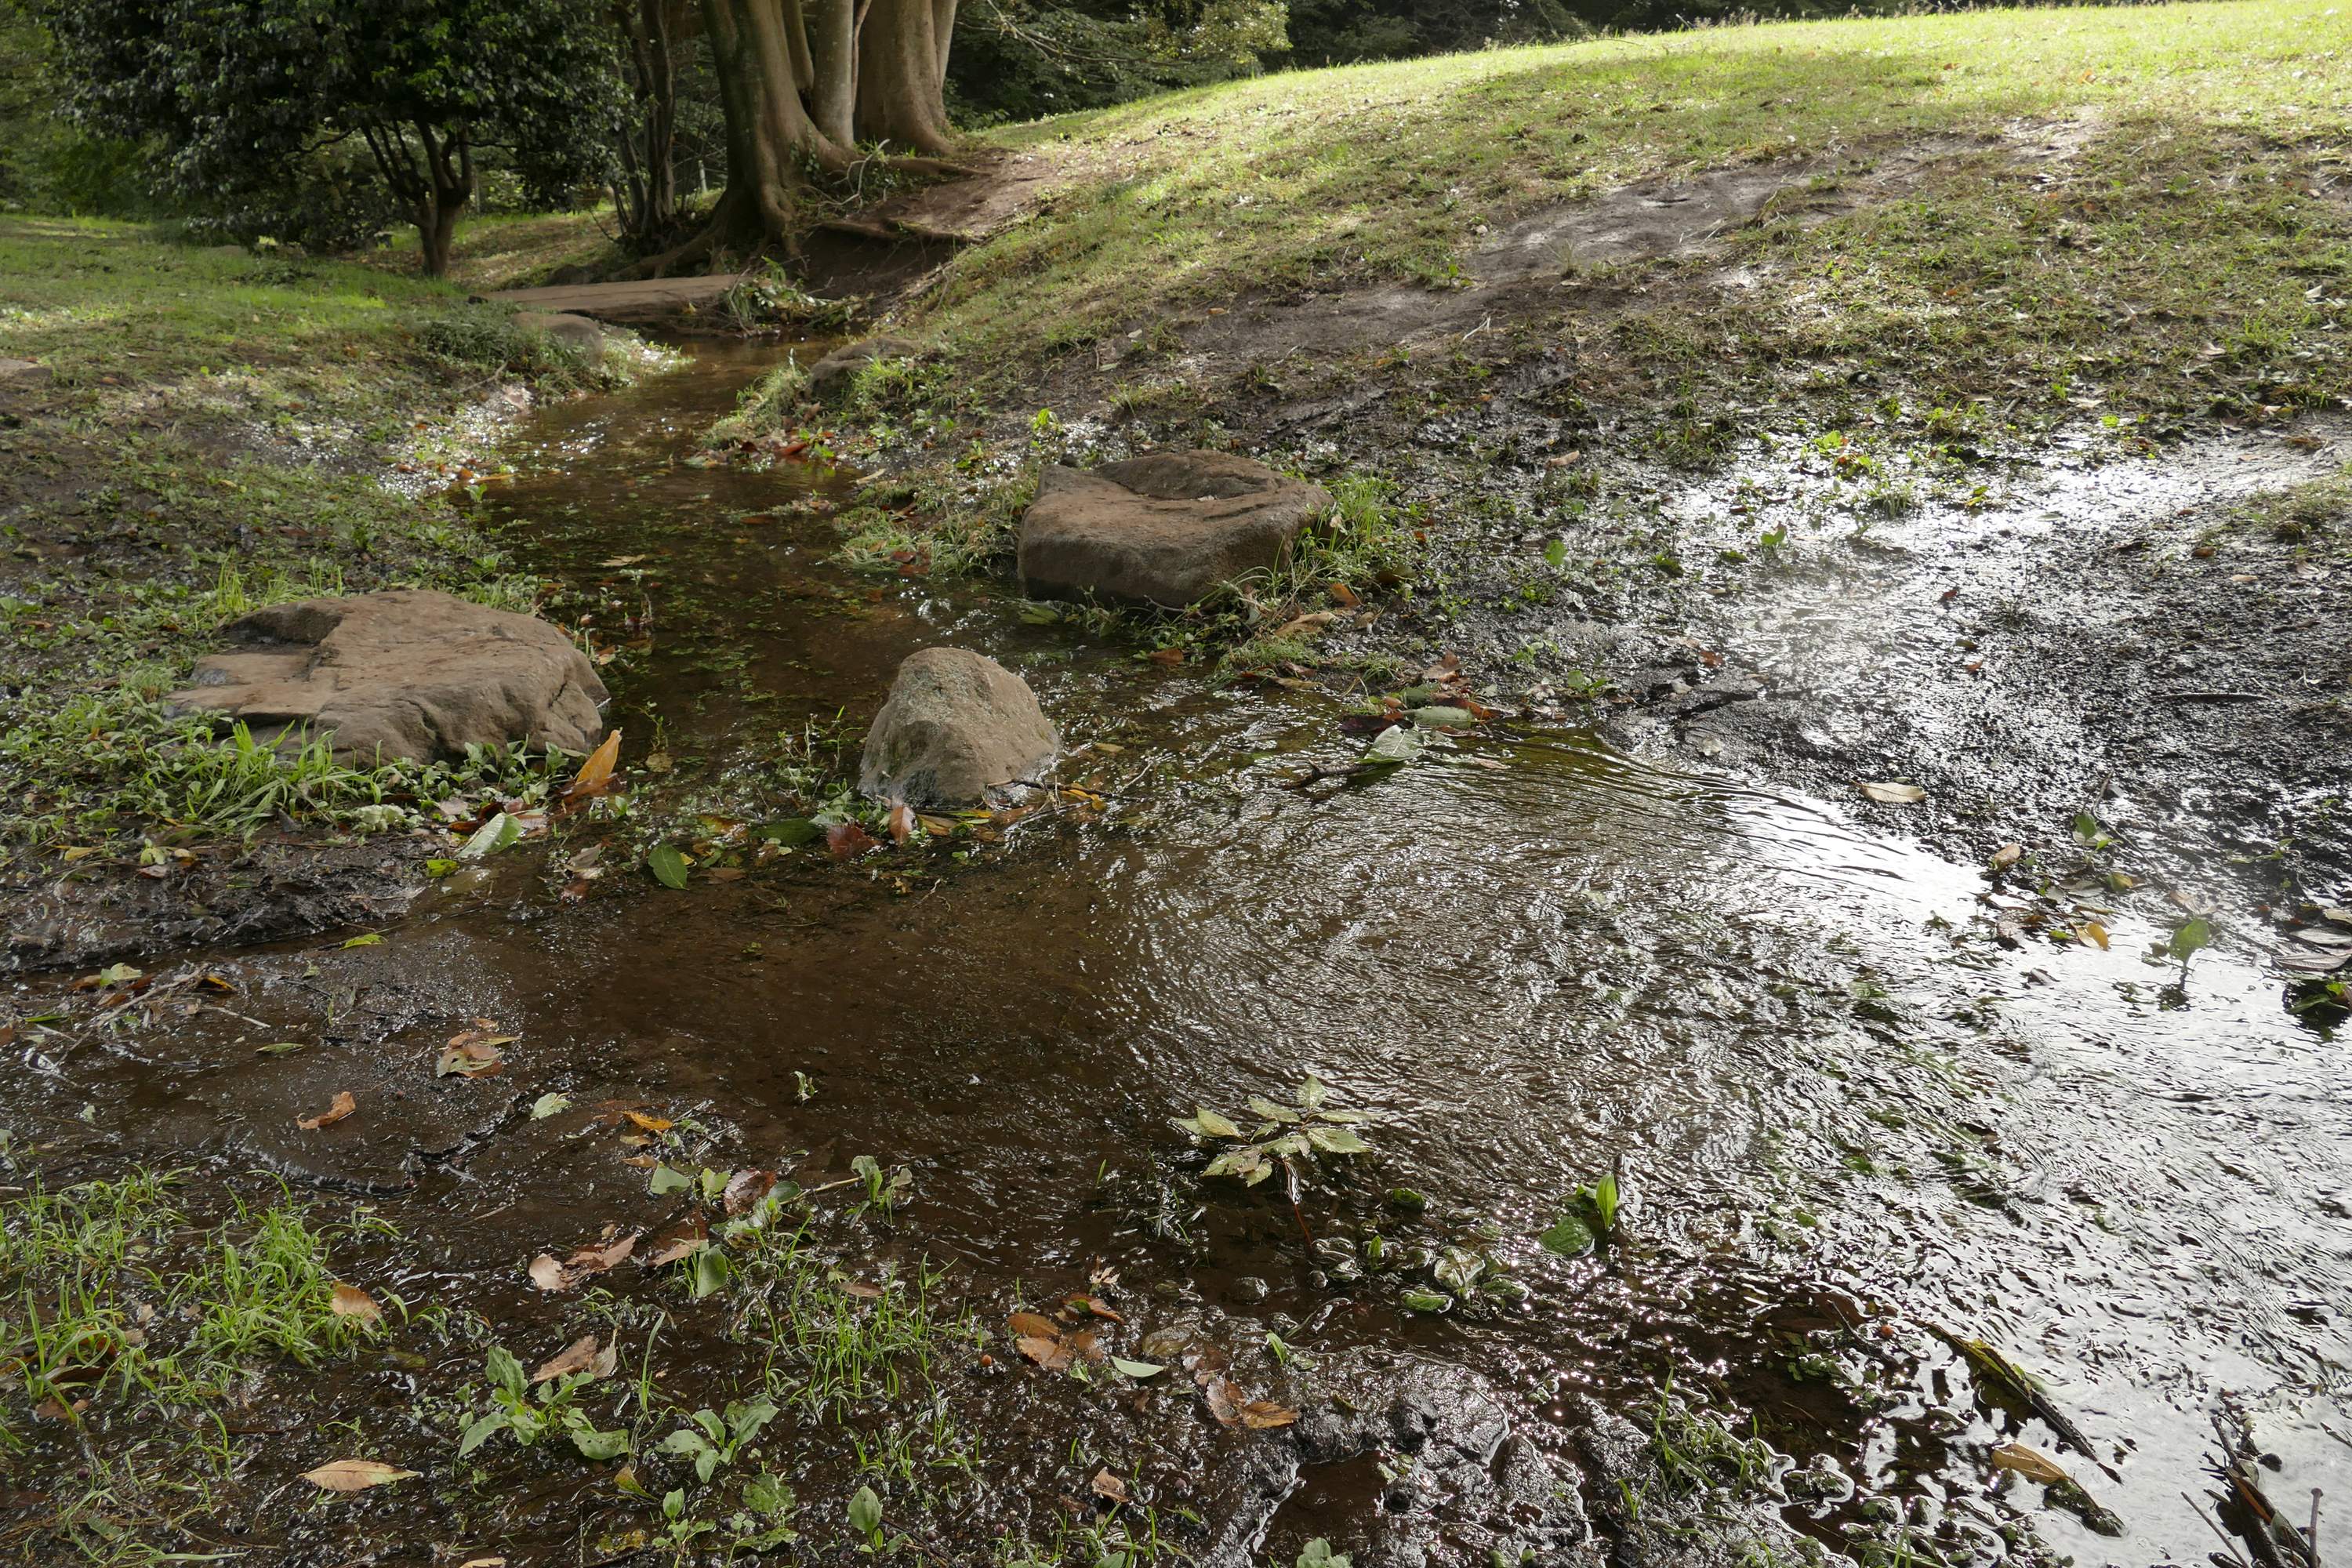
[1297,1541,1352,1568]
[1538,1161,1621,1257]
[456,1345,631,1461]
[848,1483,885,1553]
[1171,1077,1378,1240]
[850,1155,913,1220]
[657,1396,777,1482]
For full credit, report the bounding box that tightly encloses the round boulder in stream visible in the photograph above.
[1018,448,1334,607]
[857,647,1058,807]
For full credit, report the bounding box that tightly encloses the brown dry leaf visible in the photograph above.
[2080,920,2111,951]
[301,1458,419,1493]
[722,1168,777,1217]
[459,1559,510,1568]
[1091,1468,1129,1505]
[1240,1400,1299,1429]
[829,821,880,860]
[437,1024,514,1079]
[642,1218,709,1269]
[1065,1294,1127,1323]
[530,1232,639,1292]
[1327,583,1359,608]
[1269,610,1338,642]
[1860,781,1927,804]
[296,1091,357,1131]
[34,1395,89,1420]
[1014,1334,1070,1370]
[1990,843,2024,871]
[1203,1377,1244,1427]
[622,1111,673,1133]
[1421,652,1463,684]
[886,803,916,845]
[1990,1441,2071,1486]
[328,1283,381,1324]
[568,730,622,797]
[1146,647,1186,666]
[532,1334,602,1384]
[1007,1310,1061,1341]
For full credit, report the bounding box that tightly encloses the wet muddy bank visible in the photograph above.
[6,339,2348,1568]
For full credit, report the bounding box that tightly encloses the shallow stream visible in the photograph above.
[15,342,2347,1566]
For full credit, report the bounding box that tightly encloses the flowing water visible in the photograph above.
[13,342,2347,1566]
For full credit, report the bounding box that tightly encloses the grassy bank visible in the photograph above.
[0,218,664,874]
[933,0,2350,408]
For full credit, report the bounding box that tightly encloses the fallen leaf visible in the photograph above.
[1203,1377,1245,1426]
[568,730,622,797]
[1146,647,1186,666]
[1091,1468,1128,1504]
[2080,920,2110,950]
[722,1168,777,1217]
[622,1111,672,1133]
[1240,1400,1298,1429]
[647,844,691,889]
[531,1091,572,1119]
[1860,781,1927,804]
[1065,1294,1127,1323]
[1111,1357,1165,1379]
[301,1458,418,1493]
[642,1217,710,1269]
[529,1232,638,1292]
[329,1284,381,1323]
[296,1091,357,1131]
[828,822,880,860]
[885,803,916,845]
[1327,583,1359,607]
[437,1023,516,1079]
[1990,843,2024,871]
[532,1334,614,1384]
[1991,1441,2071,1486]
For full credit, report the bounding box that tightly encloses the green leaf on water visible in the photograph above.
[685,1247,732,1300]
[649,1163,694,1195]
[1305,1125,1373,1156]
[570,1426,631,1461]
[423,858,459,879]
[1398,1287,1453,1315]
[1542,538,1568,569]
[1110,1357,1166,1379]
[1539,1214,1595,1257]
[256,1040,308,1056]
[341,932,383,948]
[755,818,822,847]
[2168,916,2214,963]
[1363,724,1423,764]
[1173,1107,1243,1139]
[459,811,520,859]
[647,844,691,889]
[530,1092,572,1120]
[1248,1096,1302,1123]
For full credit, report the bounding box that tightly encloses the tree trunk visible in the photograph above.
[412,121,474,278]
[855,0,958,155]
[800,0,860,151]
[613,0,688,248]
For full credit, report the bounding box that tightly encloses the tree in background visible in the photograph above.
[1283,0,1584,65]
[946,0,1287,124]
[38,0,620,274]
[654,0,968,270]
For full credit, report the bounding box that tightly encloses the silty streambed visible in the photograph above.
[9,340,2346,1566]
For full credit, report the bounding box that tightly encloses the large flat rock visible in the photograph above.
[169,590,608,765]
[1018,450,1333,608]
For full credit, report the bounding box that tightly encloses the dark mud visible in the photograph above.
[6,341,2349,1567]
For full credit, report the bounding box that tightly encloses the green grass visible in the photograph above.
[0,1171,395,1434]
[0,216,662,862]
[912,0,2349,416]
